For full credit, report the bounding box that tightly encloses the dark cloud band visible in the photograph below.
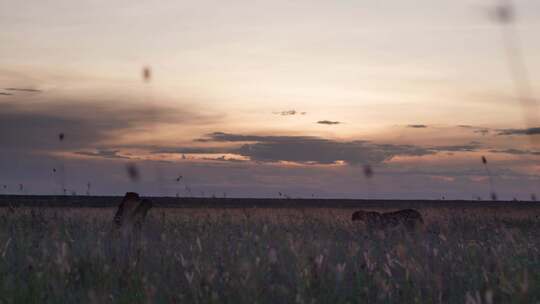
[273,110,306,116]
[497,127,540,136]
[191,132,480,165]
[317,120,341,125]
[4,88,42,93]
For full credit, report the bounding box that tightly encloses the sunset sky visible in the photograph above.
[1,0,539,199]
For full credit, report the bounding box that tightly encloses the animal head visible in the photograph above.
[123,192,140,202]
[114,192,141,227]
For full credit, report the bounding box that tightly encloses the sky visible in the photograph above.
[1,0,540,199]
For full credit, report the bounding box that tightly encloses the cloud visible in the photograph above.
[407,124,427,128]
[273,110,306,116]
[153,147,234,154]
[0,92,13,96]
[201,155,246,162]
[197,132,325,143]
[474,129,489,136]
[191,132,487,165]
[429,143,481,152]
[235,141,424,164]
[489,148,540,156]
[196,132,433,165]
[0,99,221,152]
[154,133,484,166]
[4,88,42,93]
[317,120,341,125]
[458,125,491,136]
[75,149,131,159]
[497,127,540,136]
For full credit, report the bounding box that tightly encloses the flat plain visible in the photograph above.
[0,196,539,303]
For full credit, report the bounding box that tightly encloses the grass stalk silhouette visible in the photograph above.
[481,156,498,200]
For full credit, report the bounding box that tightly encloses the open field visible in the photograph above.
[1,200,540,303]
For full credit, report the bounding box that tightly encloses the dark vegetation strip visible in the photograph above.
[0,195,539,209]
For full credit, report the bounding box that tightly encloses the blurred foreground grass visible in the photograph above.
[0,207,539,303]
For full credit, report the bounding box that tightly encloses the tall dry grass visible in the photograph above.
[0,206,539,303]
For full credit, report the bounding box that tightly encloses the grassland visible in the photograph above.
[0,205,539,303]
